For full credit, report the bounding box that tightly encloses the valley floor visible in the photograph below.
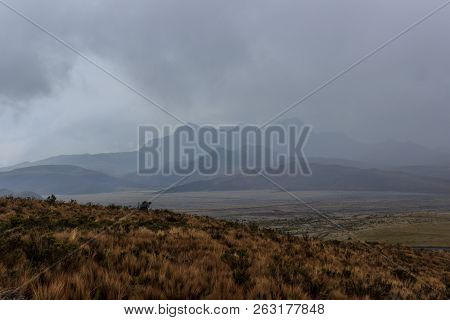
[60,190,450,247]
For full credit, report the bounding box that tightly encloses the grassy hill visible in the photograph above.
[0,197,448,299]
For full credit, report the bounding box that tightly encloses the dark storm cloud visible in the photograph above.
[0,4,74,102]
[0,0,449,165]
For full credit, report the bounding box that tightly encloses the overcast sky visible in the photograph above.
[0,0,449,166]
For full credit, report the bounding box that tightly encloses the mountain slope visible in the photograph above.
[0,188,14,197]
[278,118,450,166]
[3,119,450,177]
[170,163,450,194]
[0,197,448,299]
[0,152,138,177]
[0,165,132,195]
[391,165,450,181]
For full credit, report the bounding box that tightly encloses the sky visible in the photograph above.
[1,0,449,166]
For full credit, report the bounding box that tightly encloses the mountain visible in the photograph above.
[14,191,43,200]
[0,165,134,195]
[277,118,450,167]
[1,118,450,194]
[351,140,450,167]
[169,163,450,194]
[3,118,450,178]
[2,160,450,196]
[0,152,137,177]
[0,188,14,197]
[390,165,450,181]
[0,188,42,199]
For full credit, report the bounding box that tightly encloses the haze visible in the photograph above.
[1,0,449,167]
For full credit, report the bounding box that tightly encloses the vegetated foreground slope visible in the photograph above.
[0,198,448,299]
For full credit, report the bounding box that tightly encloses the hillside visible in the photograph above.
[3,161,450,196]
[3,120,450,178]
[0,165,132,195]
[0,189,13,197]
[170,163,450,194]
[391,165,450,181]
[0,198,448,299]
[0,152,137,177]
[0,189,42,199]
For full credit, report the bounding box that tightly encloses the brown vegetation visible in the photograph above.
[0,197,449,299]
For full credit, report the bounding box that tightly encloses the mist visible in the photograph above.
[1,0,450,166]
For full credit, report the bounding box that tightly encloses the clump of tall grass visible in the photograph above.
[0,197,448,299]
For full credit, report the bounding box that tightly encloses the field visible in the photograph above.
[356,222,450,247]
[1,197,449,299]
[60,190,450,247]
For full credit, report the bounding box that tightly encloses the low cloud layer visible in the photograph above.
[1,0,449,166]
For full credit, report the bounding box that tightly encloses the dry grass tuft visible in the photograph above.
[0,197,448,299]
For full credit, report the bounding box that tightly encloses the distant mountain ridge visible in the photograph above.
[0,165,135,195]
[1,161,450,195]
[169,163,450,194]
[0,188,42,199]
[0,152,137,177]
[389,165,450,181]
[0,188,14,197]
[1,118,450,195]
[2,118,450,178]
